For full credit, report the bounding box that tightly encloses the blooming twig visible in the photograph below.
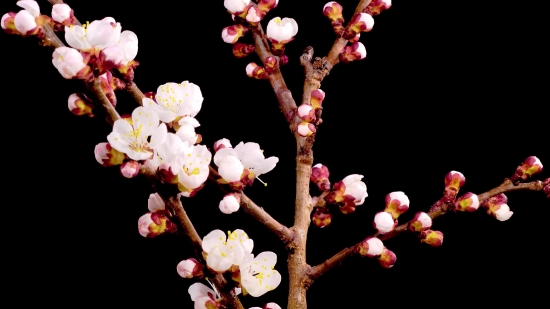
[306,179,545,281]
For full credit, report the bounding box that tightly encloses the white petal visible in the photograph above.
[202,229,226,252]
[282,18,298,37]
[64,25,90,50]
[17,0,40,17]
[14,10,36,33]
[178,116,200,128]
[214,148,239,166]
[188,283,215,301]
[234,142,264,168]
[342,174,363,185]
[218,156,245,182]
[149,123,167,149]
[147,193,165,212]
[253,156,279,176]
[118,30,138,62]
[132,106,159,137]
[226,239,245,266]
[86,18,121,49]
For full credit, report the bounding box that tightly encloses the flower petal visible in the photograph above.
[202,229,226,252]
[132,106,159,137]
[253,156,279,176]
[188,283,215,301]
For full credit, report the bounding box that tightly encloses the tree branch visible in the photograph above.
[307,179,546,280]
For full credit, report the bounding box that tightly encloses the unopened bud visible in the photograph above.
[219,193,241,214]
[340,42,367,63]
[311,163,331,191]
[52,3,74,25]
[147,193,166,213]
[444,171,466,201]
[544,178,550,198]
[297,122,316,137]
[177,258,204,279]
[378,248,396,268]
[312,207,332,228]
[409,212,432,232]
[246,62,269,79]
[384,191,409,219]
[232,42,255,58]
[323,1,345,35]
[258,0,279,15]
[222,24,248,44]
[263,303,282,309]
[511,156,543,183]
[359,236,384,257]
[373,211,395,234]
[265,56,277,74]
[420,230,444,247]
[297,104,316,122]
[343,13,374,40]
[68,93,94,116]
[310,89,325,109]
[364,0,392,16]
[482,194,513,221]
[138,212,177,238]
[120,160,140,178]
[94,142,125,167]
[455,192,479,212]
[1,12,18,34]
[214,138,232,152]
[279,54,289,66]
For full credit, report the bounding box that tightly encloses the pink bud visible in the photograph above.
[373,211,395,234]
[384,191,409,219]
[52,47,92,80]
[279,54,289,66]
[120,161,140,178]
[222,24,248,44]
[420,230,444,247]
[232,42,255,58]
[364,0,392,16]
[258,0,279,14]
[343,13,374,40]
[511,156,543,183]
[348,33,360,43]
[51,3,72,24]
[311,163,331,191]
[214,138,232,152]
[359,236,384,257]
[378,248,396,268]
[265,56,277,74]
[68,93,94,116]
[409,212,432,232]
[148,193,165,213]
[246,6,261,23]
[246,62,269,79]
[312,207,332,228]
[310,89,325,109]
[264,303,282,309]
[158,162,178,184]
[14,10,37,34]
[138,212,177,238]
[297,104,316,122]
[297,122,316,137]
[177,258,204,279]
[482,194,513,221]
[94,142,125,167]
[323,1,345,35]
[454,192,479,212]
[219,193,241,214]
[340,42,367,63]
[1,12,18,34]
[544,178,550,198]
[444,171,466,200]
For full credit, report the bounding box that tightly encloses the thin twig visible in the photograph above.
[307,179,545,280]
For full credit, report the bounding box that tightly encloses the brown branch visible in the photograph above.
[307,179,545,281]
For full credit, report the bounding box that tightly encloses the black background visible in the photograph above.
[2,0,548,307]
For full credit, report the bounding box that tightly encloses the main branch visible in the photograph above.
[307,179,546,280]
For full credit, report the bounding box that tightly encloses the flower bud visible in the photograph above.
[98,46,124,73]
[258,0,279,15]
[219,193,241,214]
[311,163,330,191]
[409,212,432,232]
[120,160,140,178]
[222,24,248,44]
[420,230,444,247]
[1,12,18,34]
[310,89,325,109]
[364,0,392,16]
[323,1,345,35]
[138,212,177,238]
[544,178,550,198]
[340,42,367,63]
[158,162,179,184]
[384,191,409,219]
[68,93,94,116]
[246,62,269,79]
[373,211,395,234]
[444,171,466,201]
[511,156,543,183]
[14,10,37,34]
[94,142,125,167]
[52,3,74,25]
[297,122,316,137]
[265,56,277,74]
[343,13,374,40]
[246,6,262,23]
[148,193,165,213]
[455,192,479,212]
[214,138,232,152]
[279,54,289,66]
[232,42,255,58]
[177,258,204,279]
[297,104,316,122]
[348,33,360,43]
[482,194,513,221]
[358,236,384,257]
[52,47,92,80]
[378,248,396,268]
[263,303,282,309]
[312,207,332,228]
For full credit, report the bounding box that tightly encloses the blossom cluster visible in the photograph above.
[221,0,298,78]
[296,89,325,137]
[183,229,282,308]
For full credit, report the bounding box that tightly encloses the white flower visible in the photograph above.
[52,47,88,79]
[214,138,232,152]
[216,152,245,182]
[117,30,138,64]
[65,17,121,51]
[219,193,241,214]
[342,174,368,205]
[147,193,165,212]
[143,81,203,123]
[494,204,514,221]
[224,0,250,14]
[176,116,201,145]
[266,17,298,42]
[51,3,71,23]
[228,229,254,255]
[149,133,191,169]
[202,230,245,272]
[175,144,212,191]
[374,211,394,234]
[214,141,278,184]
[239,251,281,297]
[16,0,40,17]
[107,107,167,161]
[188,282,219,309]
[14,10,36,33]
